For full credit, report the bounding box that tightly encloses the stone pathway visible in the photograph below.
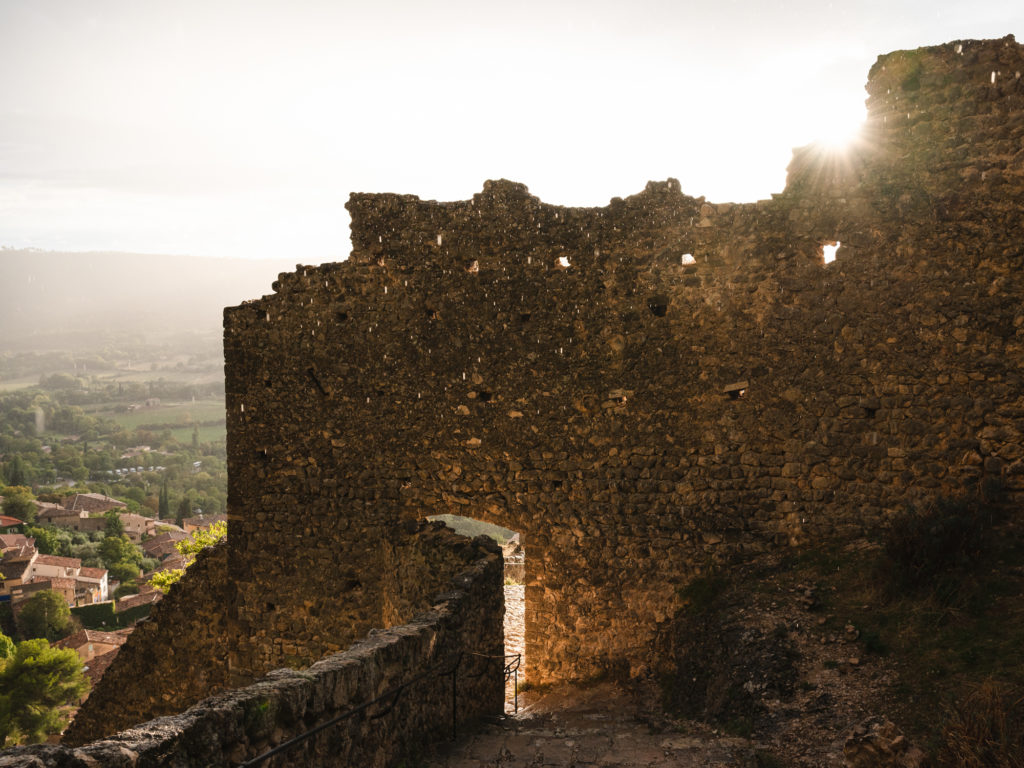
[423,682,758,767]
[503,584,525,711]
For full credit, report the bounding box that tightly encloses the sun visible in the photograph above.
[809,101,868,152]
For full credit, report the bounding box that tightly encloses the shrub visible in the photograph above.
[932,681,1024,767]
[678,573,730,615]
[880,493,1001,596]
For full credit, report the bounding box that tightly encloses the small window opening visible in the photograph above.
[864,406,878,419]
[477,391,493,403]
[724,380,749,400]
[337,311,349,322]
[426,308,438,320]
[520,312,532,323]
[648,295,669,317]
[822,241,840,264]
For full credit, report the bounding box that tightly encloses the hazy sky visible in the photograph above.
[1,0,1022,261]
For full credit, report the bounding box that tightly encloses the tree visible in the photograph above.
[0,631,13,660]
[98,534,141,570]
[0,638,89,745]
[1,485,36,524]
[151,520,226,592]
[3,455,27,486]
[175,496,191,526]
[142,494,159,516]
[158,480,170,518]
[17,590,74,641]
[107,560,140,584]
[23,525,71,557]
[104,509,124,538]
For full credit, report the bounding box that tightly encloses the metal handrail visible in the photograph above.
[237,649,522,767]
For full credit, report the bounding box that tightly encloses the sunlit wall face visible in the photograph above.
[0,0,1020,261]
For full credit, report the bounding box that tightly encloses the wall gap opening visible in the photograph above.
[427,513,524,713]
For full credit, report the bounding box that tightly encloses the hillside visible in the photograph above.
[0,249,302,352]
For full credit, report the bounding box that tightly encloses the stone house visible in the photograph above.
[0,548,110,606]
[38,508,156,542]
[62,493,127,515]
[142,530,188,560]
[119,513,157,542]
[36,505,84,527]
[0,550,35,596]
[0,533,34,556]
[56,628,130,664]
[29,553,81,580]
[18,575,77,605]
[0,514,24,533]
[78,566,110,603]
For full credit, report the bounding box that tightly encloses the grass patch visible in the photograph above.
[932,680,1024,767]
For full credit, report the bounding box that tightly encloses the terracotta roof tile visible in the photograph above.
[35,554,82,568]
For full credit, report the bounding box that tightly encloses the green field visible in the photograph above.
[103,399,225,429]
[168,424,226,444]
[0,374,43,392]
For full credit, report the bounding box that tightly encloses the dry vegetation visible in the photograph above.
[655,484,1024,766]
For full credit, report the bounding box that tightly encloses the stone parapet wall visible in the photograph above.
[64,522,502,749]
[64,541,233,745]
[6,527,502,767]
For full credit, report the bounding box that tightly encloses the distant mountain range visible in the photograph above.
[0,249,308,351]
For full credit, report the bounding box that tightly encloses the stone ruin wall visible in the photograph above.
[62,33,1024,747]
[217,35,1024,687]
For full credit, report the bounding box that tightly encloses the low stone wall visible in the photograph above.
[64,540,234,745]
[1,528,503,768]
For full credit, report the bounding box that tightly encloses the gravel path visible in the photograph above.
[503,584,525,712]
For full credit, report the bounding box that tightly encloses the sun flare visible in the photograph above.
[809,101,868,152]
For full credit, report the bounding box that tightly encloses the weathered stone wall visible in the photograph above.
[218,34,1024,687]
[7,529,502,767]
[66,522,502,746]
